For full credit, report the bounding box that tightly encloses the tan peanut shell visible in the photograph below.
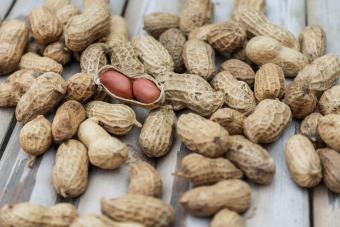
[26,33,46,55]
[232,39,252,65]
[284,81,317,119]
[78,118,128,169]
[239,9,299,49]
[66,73,96,103]
[207,22,246,53]
[211,208,246,227]
[101,195,174,227]
[53,139,89,198]
[0,20,28,75]
[183,39,216,80]
[44,0,70,12]
[144,12,180,38]
[177,113,230,158]
[132,35,174,77]
[232,0,265,21]
[244,99,292,144]
[52,100,86,142]
[80,43,108,79]
[83,0,109,11]
[156,72,224,116]
[180,179,251,216]
[318,114,340,151]
[210,108,245,135]
[226,135,275,184]
[294,54,340,91]
[0,202,78,227]
[159,28,186,73]
[246,36,308,77]
[300,113,325,148]
[188,23,219,41]
[16,72,66,124]
[299,25,326,62]
[221,59,255,86]
[174,153,243,186]
[254,63,285,101]
[19,115,52,167]
[0,69,36,107]
[56,4,80,25]
[70,215,145,227]
[103,16,129,45]
[285,134,322,188]
[180,0,214,34]
[319,85,340,115]
[211,71,256,115]
[43,40,71,65]
[139,105,176,157]
[129,161,162,197]
[86,101,141,135]
[19,52,63,74]
[318,148,340,193]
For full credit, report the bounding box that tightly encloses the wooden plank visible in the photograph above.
[0,0,14,21]
[308,1,340,227]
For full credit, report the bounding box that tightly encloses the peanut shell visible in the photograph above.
[299,25,326,62]
[80,43,108,79]
[300,113,325,148]
[66,73,96,103]
[103,16,129,45]
[318,148,340,193]
[220,59,255,86]
[144,12,179,38]
[211,208,246,227]
[56,4,80,25]
[70,215,145,227]
[232,0,265,21]
[188,23,219,41]
[44,0,70,12]
[319,85,340,115]
[19,52,63,74]
[43,40,71,65]
[210,108,245,135]
[318,114,340,151]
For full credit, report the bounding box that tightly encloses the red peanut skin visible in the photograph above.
[133,78,160,103]
[100,70,133,99]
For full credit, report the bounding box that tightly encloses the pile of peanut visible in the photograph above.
[0,0,339,226]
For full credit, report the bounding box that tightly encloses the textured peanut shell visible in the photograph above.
[318,148,340,193]
[139,105,175,157]
[294,54,340,91]
[132,35,174,77]
[188,23,219,41]
[103,16,129,45]
[44,0,70,12]
[211,71,256,115]
[180,179,251,216]
[211,208,246,227]
[177,113,230,158]
[210,108,245,135]
[144,12,179,38]
[19,115,52,167]
[19,52,63,73]
[319,85,340,115]
[159,28,186,73]
[52,100,86,142]
[226,135,275,184]
[156,72,224,116]
[232,0,265,21]
[0,69,36,107]
[83,0,109,11]
[300,113,325,148]
[232,39,253,65]
[0,202,78,227]
[80,43,108,79]
[101,195,174,227]
[174,153,243,186]
[318,114,340,151]
[183,39,216,80]
[43,40,71,65]
[0,20,28,75]
[221,59,255,86]
[16,72,66,124]
[285,134,322,188]
[299,25,326,62]
[26,33,46,55]
[246,36,308,77]
[53,139,89,198]
[66,73,96,103]
[255,63,285,101]
[180,0,214,34]
[129,161,162,197]
[284,81,317,119]
[243,99,292,144]
[86,101,141,135]
[78,118,128,169]
[56,4,80,25]
[70,215,145,227]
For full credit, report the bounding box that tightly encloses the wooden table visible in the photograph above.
[0,0,339,226]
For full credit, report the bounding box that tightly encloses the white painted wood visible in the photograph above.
[0,0,13,20]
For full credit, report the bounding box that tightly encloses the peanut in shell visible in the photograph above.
[318,114,340,152]
[43,40,71,65]
[19,52,63,74]
[103,16,129,45]
[210,108,245,135]
[211,208,246,227]
[319,85,340,115]
[299,25,326,62]
[318,148,340,193]
[232,0,265,21]
[80,43,108,79]
[144,12,180,38]
[70,215,145,227]
[66,73,96,103]
[56,4,80,25]
[220,59,255,86]
[300,113,325,148]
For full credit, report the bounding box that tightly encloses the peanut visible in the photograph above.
[86,101,141,135]
[285,134,322,188]
[16,72,66,124]
[70,215,145,227]
[19,52,63,74]
[211,71,256,115]
[232,40,252,65]
[139,105,176,157]
[211,208,245,227]
[101,195,174,227]
[210,108,245,135]
[83,0,109,11]
[319,85,340,115]
[183,39,216,80]
[133,78,161,103]
[78,118,128,169]
[177,113,230,158]
[144,12,180,38]
[100,69,134,99]
[103,16,129,45]
[226,135,275,184]
[244,99,292,144]
[188,23,219,41]
[0,20,28,75]
[66,73,96,103]
[56,4,80,25]
[129,161,162,197]
[26,33,46,55]
[246,36,308,77]
[232,0,265,21]
[299,25,326,62]
[318,114,340,151]
[180,179,251,216]
[300,113,325,148]
[318,148,340,193]
[80,43,108,79]
[173,153,243,186]
[43,40,71,65]
[220,59,255,86]
[29,6,63,44]
[19,115,52,167]
[44,0,70,12]
[53,139,89,198]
